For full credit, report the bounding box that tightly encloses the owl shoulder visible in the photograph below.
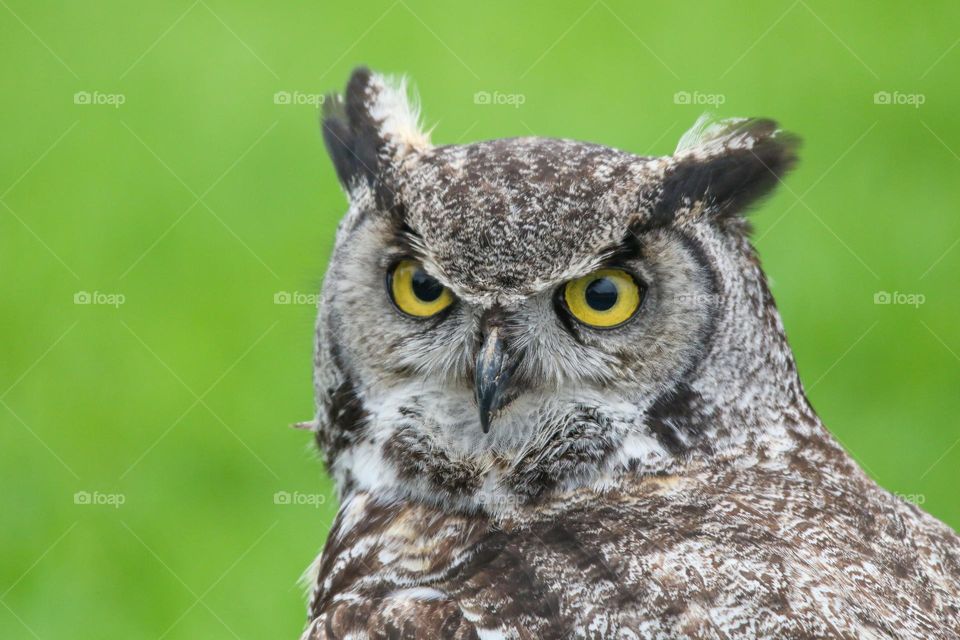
[301,596,480,640]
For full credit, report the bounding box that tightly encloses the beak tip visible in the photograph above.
[476,399,492,434]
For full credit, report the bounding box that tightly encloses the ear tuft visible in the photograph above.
[364,73,432,152]
[653,115,799,224]
[321,66,431,197]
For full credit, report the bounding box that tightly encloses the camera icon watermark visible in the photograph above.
[873,91,925,109]
[74,290,126,308]
[673,91,726,107]
[74,491,126,508]
[874,290,925,308]
[473,90,526,108]
[273,291,320,305]
[273,91,324,107]
[273,490,327,507]
[73,91,126,109]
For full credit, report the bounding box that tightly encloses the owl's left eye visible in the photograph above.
[561,268,643,329]
[388,259,455,318]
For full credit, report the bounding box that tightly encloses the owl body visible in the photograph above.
[304,455,960,639]
[301,68,960,639]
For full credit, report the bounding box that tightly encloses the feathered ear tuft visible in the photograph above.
[650,115,799,225]
[321,66,431,199]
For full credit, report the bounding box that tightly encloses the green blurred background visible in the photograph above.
[2,1,959,637]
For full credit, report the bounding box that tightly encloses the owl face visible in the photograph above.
[323,199,715,447]
[314,68,799,506]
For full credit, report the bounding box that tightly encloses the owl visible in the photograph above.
[299,67,960,639]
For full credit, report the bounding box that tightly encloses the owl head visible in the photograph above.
[313,67,807,512]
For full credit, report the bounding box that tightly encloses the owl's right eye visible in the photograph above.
[387,259,455,318]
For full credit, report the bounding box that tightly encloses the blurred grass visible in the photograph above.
[2,1,959,637]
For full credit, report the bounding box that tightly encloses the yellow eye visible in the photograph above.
[388,259,454,318]
[563,268,643,328]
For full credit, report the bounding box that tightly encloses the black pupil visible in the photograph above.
[585,277,618,311]
[411,269,443,302]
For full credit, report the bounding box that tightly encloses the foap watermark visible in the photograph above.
[473,90,525,108]
[895,492,926,506]
[74,491,126,508]
[274,91,325,107]
[274,291,320,306]
[475,492,523,512]
[675,292,722,306]
[673,91,726,107]
[273,490,327,507]
[874,290,925,308]
[74,290,126,308]
[873,91,925,109]
[74,91,126,108]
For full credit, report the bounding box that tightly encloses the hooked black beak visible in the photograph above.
[474,325,513,434]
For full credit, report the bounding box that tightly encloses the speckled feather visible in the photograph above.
[302,68,960,639]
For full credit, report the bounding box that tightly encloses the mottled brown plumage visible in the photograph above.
[306,447,960,638]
